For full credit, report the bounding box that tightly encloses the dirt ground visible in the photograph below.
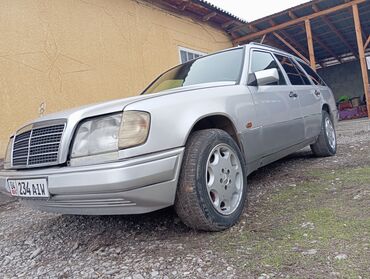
[0,119,369,279]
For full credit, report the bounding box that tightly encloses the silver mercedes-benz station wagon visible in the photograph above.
[0,43,337,231]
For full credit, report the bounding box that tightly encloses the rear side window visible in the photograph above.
[297,60,326,86]
[250,51,286,85]
[275,54,310,86]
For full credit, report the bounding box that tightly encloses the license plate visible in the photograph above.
[7,178,49,198]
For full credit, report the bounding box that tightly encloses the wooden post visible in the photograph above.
[305,19,316,70]
[352,3,370,118]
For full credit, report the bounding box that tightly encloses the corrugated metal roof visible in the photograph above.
[150,0,247,36]
[231,0,370,67]
[191,0,247,23]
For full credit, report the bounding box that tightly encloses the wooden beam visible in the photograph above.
[260,34,266,44]
[352,3,370,118]
[222,20,236,29]
[305,19,316,69]
[268,18,310,60]
[202,11,217,22]
[365,35,370,49]
[272,32,310,64]
[312,4,358,59]
[233,0,366,44]
[229,23,250,34]
[289,9,342,63]
[179,0,191,11]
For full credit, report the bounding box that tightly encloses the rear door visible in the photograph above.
[295,60,327,138]
[247,50,304,156]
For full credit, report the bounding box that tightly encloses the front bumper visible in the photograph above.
[0,148,184,215]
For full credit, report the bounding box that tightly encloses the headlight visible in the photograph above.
[4,137,13,169]
[71,114,122,158]
[119,111,150,149]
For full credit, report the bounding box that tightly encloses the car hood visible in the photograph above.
[19,81,235,130]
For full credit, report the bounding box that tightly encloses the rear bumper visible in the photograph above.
[0,148,184,215]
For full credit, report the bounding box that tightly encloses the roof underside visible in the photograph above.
[147,0,247,33]
[230,0,370,68]
[148,0,369,68]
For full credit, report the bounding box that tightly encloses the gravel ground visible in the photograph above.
[0,119,369,279]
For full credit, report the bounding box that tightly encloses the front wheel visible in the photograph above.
[175,129,247,231]
[311,111,337,157]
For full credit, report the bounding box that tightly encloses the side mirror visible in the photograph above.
[248,68,279,86]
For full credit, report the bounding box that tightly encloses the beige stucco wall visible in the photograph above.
[0,0,232,157]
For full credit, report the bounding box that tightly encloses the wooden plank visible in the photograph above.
[260,34,266,43]
[297,7,341,63]
[269,18,309,58]
[233,0,366,44]
[272,32,310,64]
[179,0,191,11]
[305,19,316,70]
[222,20,236,29]
[202,11,217,21]
[352,4,370,118]
[365,35,370,49]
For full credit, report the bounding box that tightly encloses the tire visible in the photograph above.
[311,110,337,157]
[175,129,247,231]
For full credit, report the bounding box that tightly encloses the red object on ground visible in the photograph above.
[338,101,353,111]
[339,105,368,120]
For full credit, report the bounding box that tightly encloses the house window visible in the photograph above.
[179,47,207,63]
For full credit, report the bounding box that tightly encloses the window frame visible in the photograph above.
[295,58,327,87]
[178,46,207,64]
[274,53,310,86]
[248,48,289,86]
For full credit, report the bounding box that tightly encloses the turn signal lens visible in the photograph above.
[119,111,150,149]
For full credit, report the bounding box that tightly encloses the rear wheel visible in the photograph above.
[311,110,337,157]
[175,129,247,231]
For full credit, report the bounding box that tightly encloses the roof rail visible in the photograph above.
[248,42,292,56]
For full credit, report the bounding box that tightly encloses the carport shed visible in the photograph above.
[226,0,370,119]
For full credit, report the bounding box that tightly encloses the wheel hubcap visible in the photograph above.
[206,144,243,215]
[325,117,336,150]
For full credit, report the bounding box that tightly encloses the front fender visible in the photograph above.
[118,86,255,159]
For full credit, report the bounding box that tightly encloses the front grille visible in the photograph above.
[12,124,65,168]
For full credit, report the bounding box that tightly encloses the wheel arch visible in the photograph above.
[322,103,334,122]
[185,114,243,151]
[322,103,330,113]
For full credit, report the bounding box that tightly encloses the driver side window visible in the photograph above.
[250,51,287,86]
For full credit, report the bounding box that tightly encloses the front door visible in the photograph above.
[248,50,304,157]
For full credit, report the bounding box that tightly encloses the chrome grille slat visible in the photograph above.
[12,123,65,168]
[30,134,62,146]
[13,141,30,150]
[31,132,64,139]
[32,125,65,136]
[14,131,31,142]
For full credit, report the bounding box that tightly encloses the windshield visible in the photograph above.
[143,48,244,94]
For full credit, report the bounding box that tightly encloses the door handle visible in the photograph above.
[314,90,321,97]
[289,91,298,98]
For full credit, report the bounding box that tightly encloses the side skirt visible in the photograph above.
[246,137,317,175]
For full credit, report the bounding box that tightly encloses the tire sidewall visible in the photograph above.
[322,111,337,155]
[194,130,247,228]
